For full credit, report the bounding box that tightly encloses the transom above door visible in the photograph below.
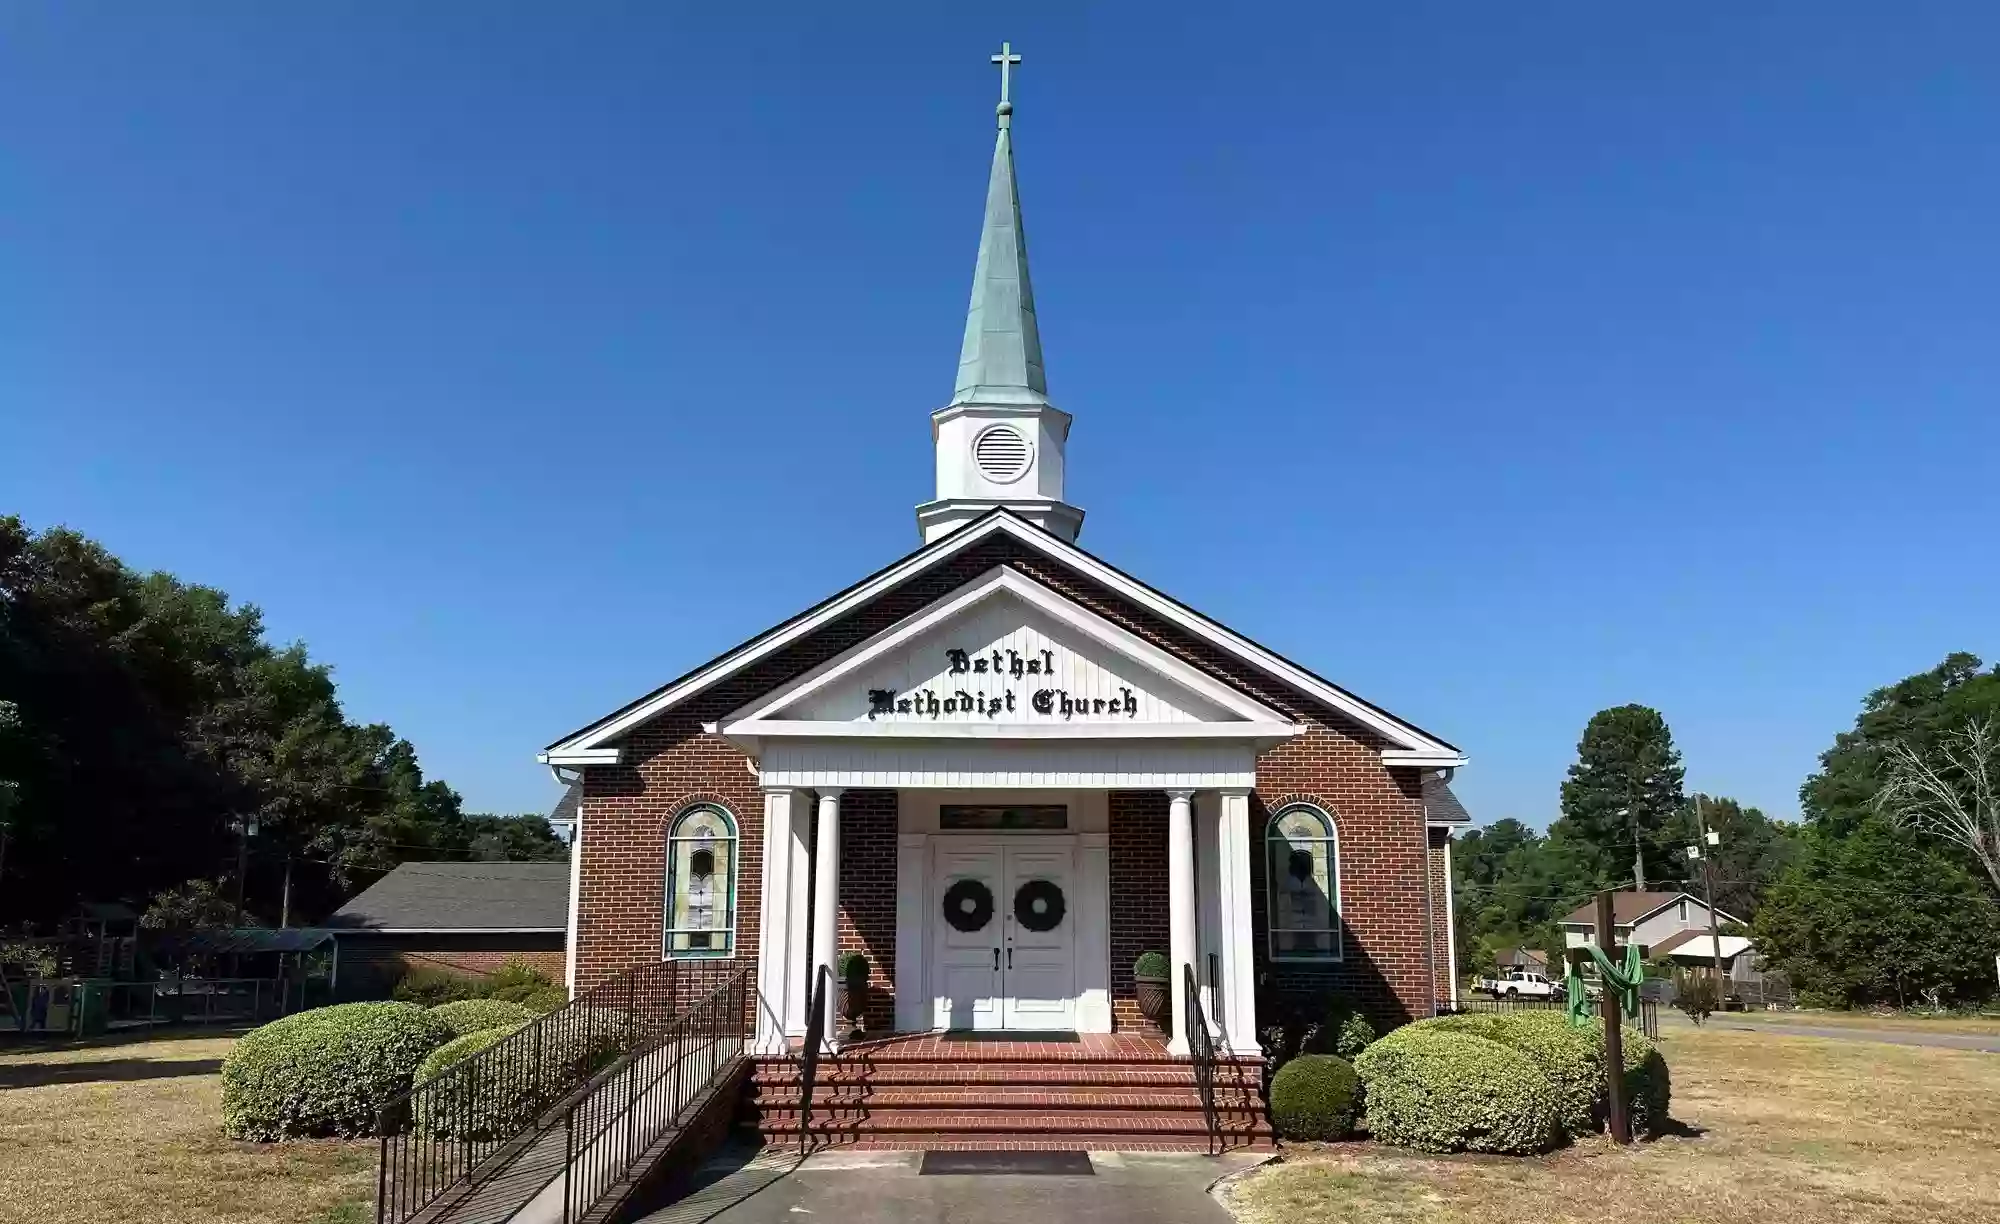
[930,837,1076,1030]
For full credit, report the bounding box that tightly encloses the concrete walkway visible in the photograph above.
[632,1147,1267,1224]
[1659,1010,2000,1053]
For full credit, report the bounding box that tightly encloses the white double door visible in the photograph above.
[931,837,1077,1031]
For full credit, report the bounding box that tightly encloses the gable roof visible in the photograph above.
[1559,890,1744,929]
[328,862,570,933]
[542,510,1463,768]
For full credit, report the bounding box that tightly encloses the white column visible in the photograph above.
[753,786,800,1055]
[1166,788,1197,1056]
[1194,792,1224,1028]
[811,788,843,1051]
[1215,788,1261,1055]
[784,801,811,1037]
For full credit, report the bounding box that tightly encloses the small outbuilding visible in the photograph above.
[326,861,570,997]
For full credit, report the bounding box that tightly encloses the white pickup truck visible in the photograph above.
[1475,969,1565,999]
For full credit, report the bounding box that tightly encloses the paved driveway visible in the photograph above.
[632,1147,1266,1224]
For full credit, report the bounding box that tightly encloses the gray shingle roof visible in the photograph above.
[1422,775,1472,823]
[329,861,571,932]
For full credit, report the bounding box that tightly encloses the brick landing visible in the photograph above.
[743,1033,1271,1153]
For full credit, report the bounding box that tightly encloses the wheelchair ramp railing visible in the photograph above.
[374,960,741,1224]
[560,967,752,1224]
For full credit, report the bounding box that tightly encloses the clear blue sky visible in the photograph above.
[4,4,1996,827]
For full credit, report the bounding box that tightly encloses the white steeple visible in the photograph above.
[915,43,1085,544]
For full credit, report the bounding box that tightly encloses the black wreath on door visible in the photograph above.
[1013,879,1066,933]
[942,879,995,932]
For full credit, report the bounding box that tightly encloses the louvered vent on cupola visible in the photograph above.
[972,424,1033,483]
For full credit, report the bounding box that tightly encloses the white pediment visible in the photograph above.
[721,567,1294,741]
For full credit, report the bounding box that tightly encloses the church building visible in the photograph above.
[541,49,1469,1146]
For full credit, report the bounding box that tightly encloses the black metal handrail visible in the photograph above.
[1184,963,1220,1156]
[795,964,831,1154]
[560,966,750,1224]
[374,959,739,1224]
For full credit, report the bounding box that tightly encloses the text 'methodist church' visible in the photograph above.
[540,50,1471,1099]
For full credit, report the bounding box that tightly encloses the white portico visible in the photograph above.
[725,565,1293,1056]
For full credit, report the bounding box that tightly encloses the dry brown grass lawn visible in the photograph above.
[1225,1025,2000,1224]
[1719,1009,2000,1035]
[0,1032,374,1224]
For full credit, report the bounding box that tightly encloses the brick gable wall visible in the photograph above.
[573,530,1447,1031]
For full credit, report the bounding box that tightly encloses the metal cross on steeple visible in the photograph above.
[991,42,1022,106]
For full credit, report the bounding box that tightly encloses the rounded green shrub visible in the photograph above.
[222,1002,454,1141]
[1427,1011,1600,1138]
[1353,1027,1562,1155]
[1269,1054,1361,1141]
[412,1022,536,1140]
[428,998,535,1037]
[520,986,568,1015]
[1133,950,1169,979]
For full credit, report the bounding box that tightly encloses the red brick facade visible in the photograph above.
[828,788,898,1031]
[571,529,1451,1033]
[1107,791,1170,1031]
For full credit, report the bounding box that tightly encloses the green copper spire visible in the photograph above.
[951,42,1048,408]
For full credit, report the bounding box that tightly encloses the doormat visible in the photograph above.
[939,1030,1081,1043]
[920,1150,1094,1176]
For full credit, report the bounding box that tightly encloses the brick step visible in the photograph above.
[756,1046,1254,1068]
[776,1134,1275,1153]
[749,1085,1263,1112]
[749,1107,1270,1139]
[751,1062,1252,1090]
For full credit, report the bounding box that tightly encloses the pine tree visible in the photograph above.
[1557,705,1688,891]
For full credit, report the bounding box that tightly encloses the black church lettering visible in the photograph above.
[865,648,1151,720]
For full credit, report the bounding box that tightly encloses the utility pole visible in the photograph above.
[1596,888,1631,1144]
[279,855,293,929]
[1687,797,1725,994]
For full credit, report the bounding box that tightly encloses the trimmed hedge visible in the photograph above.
[521,986,568,1015]
[417,1022,524,1083]
[413,1022,534,1140]
[1353,1027,1562,1155]
[1426,1011,1600,1138]
[1269,1054,1361,1141]
[429,998,535,1038]
[222,1002,454,1141]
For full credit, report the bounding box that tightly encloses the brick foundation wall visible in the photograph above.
[1108,791,1171,1032]
[830,789,898,1031]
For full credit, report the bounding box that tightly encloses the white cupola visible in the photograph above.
[916,46,1084,544]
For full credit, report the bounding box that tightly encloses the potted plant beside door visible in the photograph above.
[1132,951,1171,1032]
[836,952,871,1035]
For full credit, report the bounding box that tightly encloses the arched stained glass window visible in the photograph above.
[1266,804,1341,961]
[664,804,737,958]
